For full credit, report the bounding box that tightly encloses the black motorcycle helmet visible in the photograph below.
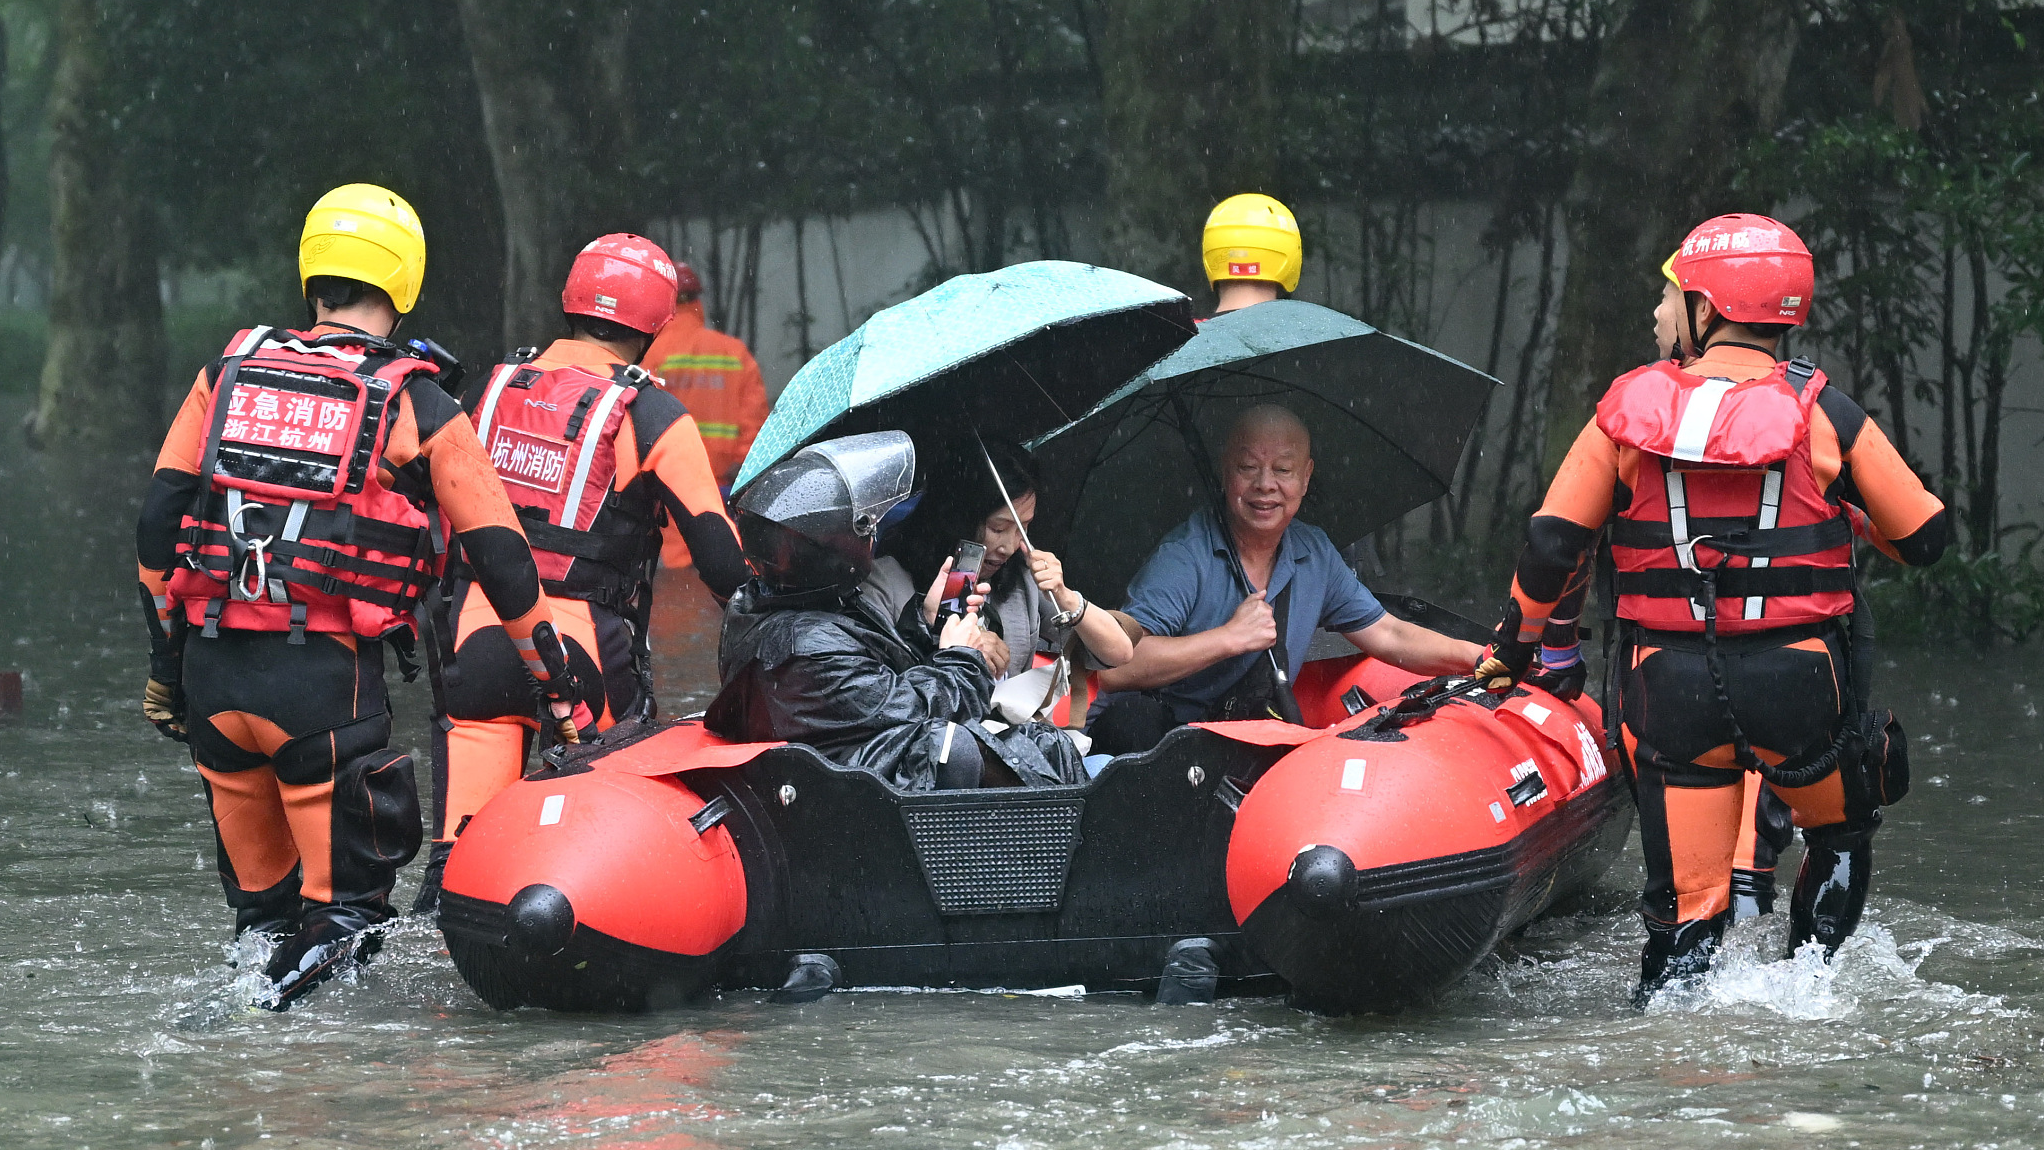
[735,431,917,595]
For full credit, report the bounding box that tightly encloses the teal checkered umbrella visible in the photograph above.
[734,261,1195,491]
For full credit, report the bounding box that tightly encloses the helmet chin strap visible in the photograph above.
[1684,294,1721,359]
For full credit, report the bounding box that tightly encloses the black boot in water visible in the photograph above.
[410,842,454,916]
[1789,823,1875,960]
[1729,867,1776,922]
[1633,913,1729,1009]
[263,906,382,1010]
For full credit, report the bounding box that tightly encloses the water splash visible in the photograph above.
[1648,911,2024,1035]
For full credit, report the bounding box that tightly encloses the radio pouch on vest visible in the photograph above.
[1209,584,1294,723]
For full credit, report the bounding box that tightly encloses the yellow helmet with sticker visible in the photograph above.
[1201,193,1302,292]
[299,184,426,314]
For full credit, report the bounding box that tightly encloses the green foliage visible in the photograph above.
[1864,533,2044,646]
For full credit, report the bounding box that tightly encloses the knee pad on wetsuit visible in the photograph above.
[331,749,424,906]
[445,626,609,723]
[1854,708,1910,806]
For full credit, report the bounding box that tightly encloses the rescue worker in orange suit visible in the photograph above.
[1473,214,1948,1005]
[639,260,769,569]
[136,184,585,1009]
[1534,257,1798,926]
[413,234,749,912]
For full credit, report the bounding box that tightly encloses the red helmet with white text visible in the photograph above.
[562,234,680,335]
[1667,214,1814,327]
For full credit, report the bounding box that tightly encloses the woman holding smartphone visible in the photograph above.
[864,439,1137,678]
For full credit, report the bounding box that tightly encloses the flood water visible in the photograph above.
[4,401,2043,1149]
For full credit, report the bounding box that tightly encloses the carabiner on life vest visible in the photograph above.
[226,491,281,604]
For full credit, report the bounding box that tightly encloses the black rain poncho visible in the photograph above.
[706,583,1085,790]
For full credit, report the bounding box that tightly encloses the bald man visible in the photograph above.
[1088,405,1480,755]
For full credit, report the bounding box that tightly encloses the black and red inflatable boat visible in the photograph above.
[436,652,1630,1014]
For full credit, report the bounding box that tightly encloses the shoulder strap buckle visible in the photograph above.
[1784,357,1818,396]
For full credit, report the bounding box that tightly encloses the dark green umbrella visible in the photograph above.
[1029,299,1501,602]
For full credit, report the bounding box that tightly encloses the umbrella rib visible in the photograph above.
[1006,348,1073,427]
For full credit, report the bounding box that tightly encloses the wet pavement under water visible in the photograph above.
[3,404,2043,1148]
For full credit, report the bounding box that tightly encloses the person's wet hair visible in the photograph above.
[566,312,654,347]
[881,437,1042,596]
[304,275,390,313]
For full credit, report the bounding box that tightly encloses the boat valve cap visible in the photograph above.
[1288,845,1356,918]
[506,883,577,957]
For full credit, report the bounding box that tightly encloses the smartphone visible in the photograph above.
[940,540,987,618]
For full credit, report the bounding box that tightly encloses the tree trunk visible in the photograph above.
[399,0,505,368]
[1539,0,1803,476]
[1096,0,1287,297]
[458,0,637,350]
[26,0,163,449]
[0,16,9,258]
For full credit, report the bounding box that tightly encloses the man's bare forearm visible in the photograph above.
[1346,616,1482,676]
[1094,629,1244,692]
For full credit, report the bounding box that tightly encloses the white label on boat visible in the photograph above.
[539,794,566,826]
[1489,801,1506,823]
[1340,759,1367,790]
[1521,702,1552,726]
[1510,760,1538,782]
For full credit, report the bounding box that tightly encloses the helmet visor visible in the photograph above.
[796,431,917,537]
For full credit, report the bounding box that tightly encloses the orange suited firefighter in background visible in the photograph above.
[136,184,585,1009]
[639,260,769,569]
[1472,214,1949,1006]
[413,234,750,912]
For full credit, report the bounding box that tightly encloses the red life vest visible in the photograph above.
[1597,357,1857,634]
[470,353,663,603]
[168,327,446,641]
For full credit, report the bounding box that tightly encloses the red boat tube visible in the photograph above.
[437,724,756,1011]
[1224,669,1629,1013]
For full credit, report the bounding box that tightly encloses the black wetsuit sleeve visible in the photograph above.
[1817,387,1867,454]
[460,525,545,622]
[1820,387,1950,566]
[629,388,750,598]
[407,373,467,443]
[137,469,203,571]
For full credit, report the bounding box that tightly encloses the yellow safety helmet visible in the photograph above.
[1202,193,1302,293]
[299,183,427,314]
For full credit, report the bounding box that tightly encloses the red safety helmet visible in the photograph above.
[674,260,703,299]
[562,233,679,335]
[1667,214,1814,327]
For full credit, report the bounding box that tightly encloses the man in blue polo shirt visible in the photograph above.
[1088,405,1480,754]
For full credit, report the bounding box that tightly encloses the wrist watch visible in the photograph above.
[1050,591,1087,629]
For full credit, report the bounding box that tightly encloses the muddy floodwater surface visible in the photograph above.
[2,408,2042,1148]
